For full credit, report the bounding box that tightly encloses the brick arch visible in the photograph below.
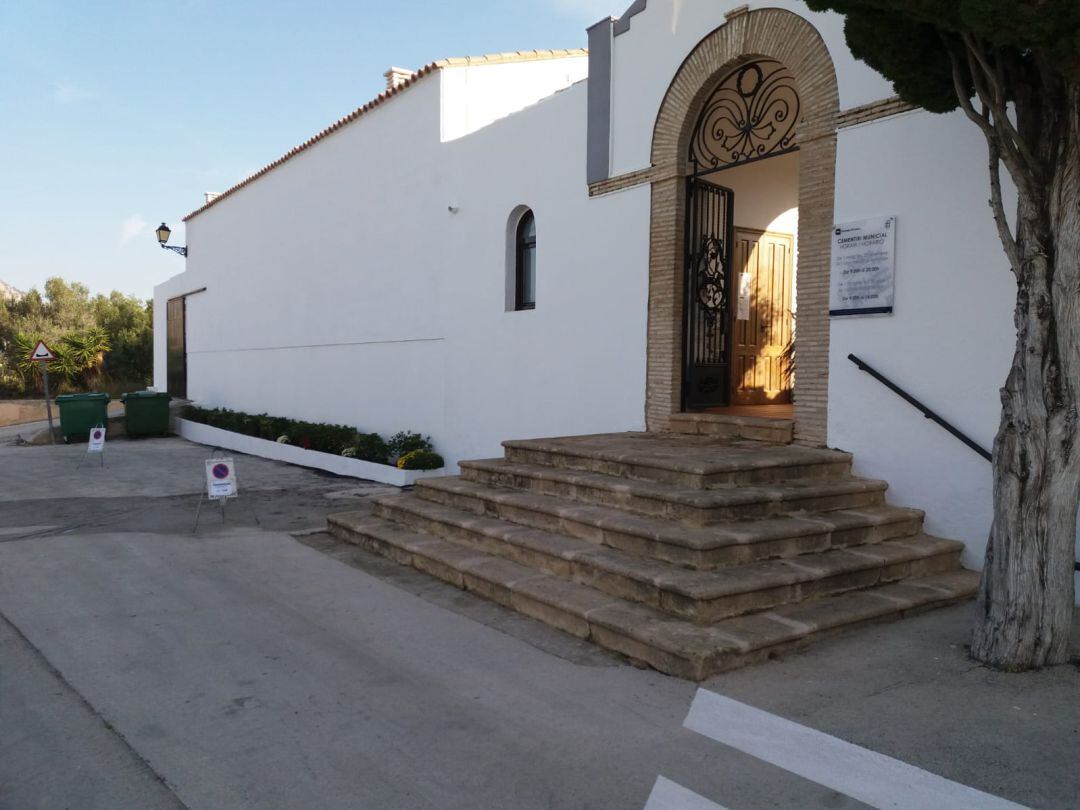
[645,7,839,446]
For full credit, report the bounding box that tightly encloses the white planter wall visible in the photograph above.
[176,418,446,488]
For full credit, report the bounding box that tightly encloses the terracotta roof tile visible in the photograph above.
[183,48,588,222]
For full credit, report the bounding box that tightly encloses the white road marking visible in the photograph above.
[645,776,730,810]
[684,689,1028,810]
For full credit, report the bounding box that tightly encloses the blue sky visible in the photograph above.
[0,0,621,300]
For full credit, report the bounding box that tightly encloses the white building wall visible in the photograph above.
[439,84,650,462]
[155,75,449,442]
[607,0,895,176]
[828,109,1017,569]
[440,57,588,142]
[155,67,648,470]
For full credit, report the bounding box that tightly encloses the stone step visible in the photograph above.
[327,511,979,680]
[501,433,852,489]
[371,493,963,623]
[668,413,794,443]
[458,459,888,525]
[414,476,924,569]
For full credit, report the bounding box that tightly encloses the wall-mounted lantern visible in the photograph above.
[156,223,188,257]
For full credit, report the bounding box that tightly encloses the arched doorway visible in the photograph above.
[645,8,840,446]
[683,58,800,411]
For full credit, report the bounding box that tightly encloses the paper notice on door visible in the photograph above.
[737,272,752,321]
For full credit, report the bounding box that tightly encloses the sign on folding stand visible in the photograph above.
[80,424,107,468]
[88,426,106,453]
[205,458,238,500]
[194,455,240,532]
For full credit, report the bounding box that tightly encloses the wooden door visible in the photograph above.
[166,297,187,399]
[731,229,794,405]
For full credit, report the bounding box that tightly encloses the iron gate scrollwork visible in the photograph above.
[689,58,800,175]
[683,177,735,409]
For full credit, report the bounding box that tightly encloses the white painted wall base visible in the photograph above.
[176,419,446,488]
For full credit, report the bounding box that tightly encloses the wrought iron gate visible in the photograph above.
[683,176,735,410]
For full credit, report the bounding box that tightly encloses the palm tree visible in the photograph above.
[59,327,110,387]
[10,333,50,391]
[8,328,111,392]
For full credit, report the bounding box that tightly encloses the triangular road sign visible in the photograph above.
[29,340,56,361]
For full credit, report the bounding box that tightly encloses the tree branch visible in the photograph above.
[949,43,1026,275]
[962,32,1042,178]
[987,137,1023,274]
[965,44,1027,180]
[949,46,996,140]
[953,44,1037,204]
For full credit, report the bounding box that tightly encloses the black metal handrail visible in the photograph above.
[848,354,992,461]
[848,354,1080,573]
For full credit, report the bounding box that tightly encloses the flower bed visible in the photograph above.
[176,419,447,487]
[177,406,446,487]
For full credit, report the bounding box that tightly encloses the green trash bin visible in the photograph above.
[121,390,172,437]
[55,393,110,443]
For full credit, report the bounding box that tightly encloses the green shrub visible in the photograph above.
[396,449,444,471]
[315,423,357,454]
[181,406,431,468]
[387,431,433,457]
[253,414,276,440]
[351,432,390,464]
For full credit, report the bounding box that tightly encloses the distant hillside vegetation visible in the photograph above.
[0,278,152,397]
[0,280,23,301]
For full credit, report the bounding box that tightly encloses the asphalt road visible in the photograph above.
[1,438,1077,809]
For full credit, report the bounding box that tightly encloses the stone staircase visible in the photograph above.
[327,428,978,680]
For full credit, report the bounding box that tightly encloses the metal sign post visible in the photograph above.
[29,341,57,445]
[41,365,54,444]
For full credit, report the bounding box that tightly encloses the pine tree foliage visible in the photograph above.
[806,1,1079,110]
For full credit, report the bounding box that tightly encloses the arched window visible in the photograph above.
[515,210,536,311]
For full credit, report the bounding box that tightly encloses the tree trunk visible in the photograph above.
[971,84,1080,670]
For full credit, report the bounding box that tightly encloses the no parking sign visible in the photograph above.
[87,426,106,453]
[205,458,238,500]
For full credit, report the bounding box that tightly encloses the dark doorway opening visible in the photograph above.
[166,297,187,399]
